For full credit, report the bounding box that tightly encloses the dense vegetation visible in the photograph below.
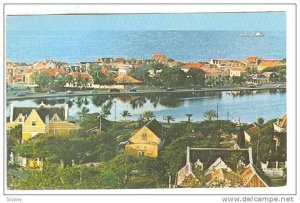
[7,112,286,189]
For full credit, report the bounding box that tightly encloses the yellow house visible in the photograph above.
[257,60,284,72]
[7,102,77,141]
[124,119,165,158]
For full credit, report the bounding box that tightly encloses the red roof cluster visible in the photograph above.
[152,54,166,61]
[44,68,65,76]
[71,72,92,79]
[245,56,259,63]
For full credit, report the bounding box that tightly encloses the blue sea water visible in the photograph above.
[6,30,285,64]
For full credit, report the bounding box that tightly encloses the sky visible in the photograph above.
[6,12,285,32]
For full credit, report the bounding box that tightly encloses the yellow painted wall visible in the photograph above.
[22,110,45,141]
[128,126,161,144]
[125,126,161,157]
[6,122,20,129]
[257,66,267,72]
[125,143,158,158]
[47,121,76,135]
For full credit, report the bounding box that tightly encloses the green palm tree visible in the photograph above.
[143,111,155,122]
[65,74,74,86]
[164,115,175,124]
[186,114,193,122]
[98,106,111,132]
[77,107,89,121]
[257,117,264,125]
[121,110,131,121]
[203,109,217,121]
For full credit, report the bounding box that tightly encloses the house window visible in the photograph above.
[18,118,22,122]
[32,121,36,126]
[138,151,145,157]
[141,134,147,141]
[53,117,58,122]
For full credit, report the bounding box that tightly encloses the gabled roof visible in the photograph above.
[12,104,66,123]
[145,119,164,138]
[277,114,287,129]
[240,164,269,187]
[33,61,48,69]
[189,148,251,171]
[245,124,259,136]
[205,168,242,187]
[205,157,233,176]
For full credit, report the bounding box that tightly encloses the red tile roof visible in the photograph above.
[44,68,65,77]
[246,56,259,63]
[180,63,205,70]
[24,68,35,73]
[100,68,109,76]
[258,60,283,67]
[246,125,258,136]
[152,54,166,61]
[181,63,221,74]
[70,72,92,79]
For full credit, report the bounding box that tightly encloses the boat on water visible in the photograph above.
[240,31,264,37]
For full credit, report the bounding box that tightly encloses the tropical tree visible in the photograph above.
[203,109,217,121]
[163,115,175,124]
[65,74,74,86]
[142,111,155,122]
[121,110,131,121]
[75,76,84,88]
[186,114,193,123]
[98,105,111,132]
[7,125,22,161]
[186,68,205,86]
[77,107,90,121]
[257,117,264,125]
[159,68,187,87]
[31,72,52,91]
[101,154,140,189]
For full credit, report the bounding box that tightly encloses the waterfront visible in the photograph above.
[6,90,286,123]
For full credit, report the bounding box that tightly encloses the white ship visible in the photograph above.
[240,31,264,37]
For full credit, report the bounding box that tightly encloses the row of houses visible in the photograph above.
[6,54,285,87]
[210,56,285,72]
[175,147,269,187]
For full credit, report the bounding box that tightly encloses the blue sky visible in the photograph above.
[7,12,285,31]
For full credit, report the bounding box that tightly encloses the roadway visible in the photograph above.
[6,84,286,101]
